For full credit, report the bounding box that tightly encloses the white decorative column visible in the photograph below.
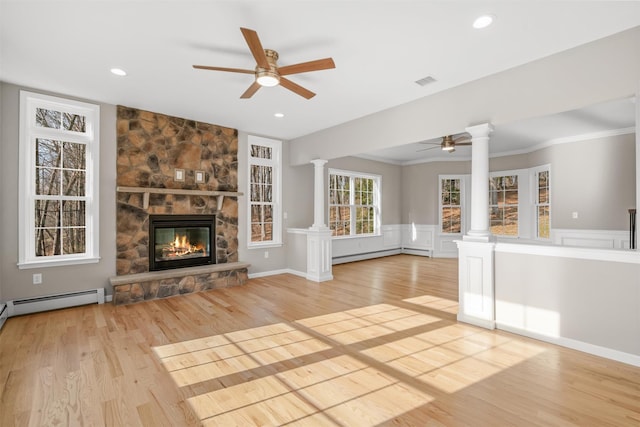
[465,123,493,241]
[456,123,496,329]
[307,159,333,282]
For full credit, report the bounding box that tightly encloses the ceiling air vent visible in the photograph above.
[415,75,436,87]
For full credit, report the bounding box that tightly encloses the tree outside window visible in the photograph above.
[329,170,380,237]
[536,169,550,239]
[441,178,462,233]
[490,175,518,236]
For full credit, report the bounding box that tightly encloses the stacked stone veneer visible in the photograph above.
[113,106,247,305]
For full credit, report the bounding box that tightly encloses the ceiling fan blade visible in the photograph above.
[240,27,270,69]
[278,58,336,76]
[280,77,316,99]
[240,82,261,99]
[416,146,441,152]
[456,142,472,146]
[193,65,255,74]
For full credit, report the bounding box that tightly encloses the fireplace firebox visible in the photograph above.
[149,215,215,271]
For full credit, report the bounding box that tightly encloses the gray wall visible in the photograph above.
[496,250,640,357]
[0,82,117,301]
[545,134,636,229]
[402,161,470,225]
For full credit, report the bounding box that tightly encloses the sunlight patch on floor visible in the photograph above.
[153,297,547,425]
[404,294,459,314]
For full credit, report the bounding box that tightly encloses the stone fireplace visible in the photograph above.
[110,106,249,305]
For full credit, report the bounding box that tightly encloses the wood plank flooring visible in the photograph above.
[1,255,639,426]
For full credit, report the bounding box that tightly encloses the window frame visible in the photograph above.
[531,164,551,240]
[328,168,381,239]
[18,90,100,269]
[247,135,282,248]
[438,175,465,235]
[489,170,521,238]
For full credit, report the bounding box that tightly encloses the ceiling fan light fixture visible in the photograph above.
[441,135,456,152]
[256,69,280,87]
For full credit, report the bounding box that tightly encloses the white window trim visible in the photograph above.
[530,163,552,241]
[489,169,523,239]
[247,135,282,248]
[438,174,466,236]
[328,168,382,239]
[18,91,100,269]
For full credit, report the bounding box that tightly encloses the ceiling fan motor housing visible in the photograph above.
[256,49,280,86]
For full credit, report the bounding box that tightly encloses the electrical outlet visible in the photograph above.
[33,273,42,285]
[264,251,269,259]
[572,212,579,219]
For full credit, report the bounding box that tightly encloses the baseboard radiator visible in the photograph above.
[6,288,105,317]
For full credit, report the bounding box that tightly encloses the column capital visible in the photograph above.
[465,123,494,139]
[310,159,328,167]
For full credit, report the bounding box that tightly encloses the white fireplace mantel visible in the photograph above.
[116,186,243,211]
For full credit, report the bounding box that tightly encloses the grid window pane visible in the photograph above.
[36,139,61,167]
[441,178,462,234]
[536,170,550,238]
[249,143,278,243]
[329,172,377,237]
[489,175,518,236]
[36,108,61,129]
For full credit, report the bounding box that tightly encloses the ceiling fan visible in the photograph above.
[193,27,336,99]
[418,134,472,153]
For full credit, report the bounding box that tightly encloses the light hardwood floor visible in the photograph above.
[1,255,639,426]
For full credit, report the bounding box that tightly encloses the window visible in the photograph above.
[248,135,281,247]
[534,167,551,239]
[328,169,380,237]
[440,177,463,233]
[18,91,100,268]
[489,174,518,236]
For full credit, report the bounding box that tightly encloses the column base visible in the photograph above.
[306,227,333,282]
[455,239,496,330]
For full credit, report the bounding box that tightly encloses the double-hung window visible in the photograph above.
[328,169,380,237]
[489,174,519,236]
[247,135,282,247]
[18,91,100,268]
[533,166,551,239]
[440,176,463,234]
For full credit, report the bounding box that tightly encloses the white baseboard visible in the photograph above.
[333,248,402,265]
[401,248,432,257]
[497,322,640,368]
[7,288,105,317]
[248,268,307,279]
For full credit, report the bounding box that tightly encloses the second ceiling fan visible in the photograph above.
[193,27,336,99]
[419,134,472,153]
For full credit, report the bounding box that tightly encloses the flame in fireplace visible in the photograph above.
[174,234,188,250]
[161,233,207,259]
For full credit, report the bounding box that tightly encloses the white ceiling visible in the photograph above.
[1,1,639,154]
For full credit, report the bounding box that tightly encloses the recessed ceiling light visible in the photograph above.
[274,113,284,118]
[110,68,127,76]
[473,14,494,29]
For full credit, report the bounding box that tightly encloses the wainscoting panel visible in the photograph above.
[401,224,436,256]
[551,229,630,249]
